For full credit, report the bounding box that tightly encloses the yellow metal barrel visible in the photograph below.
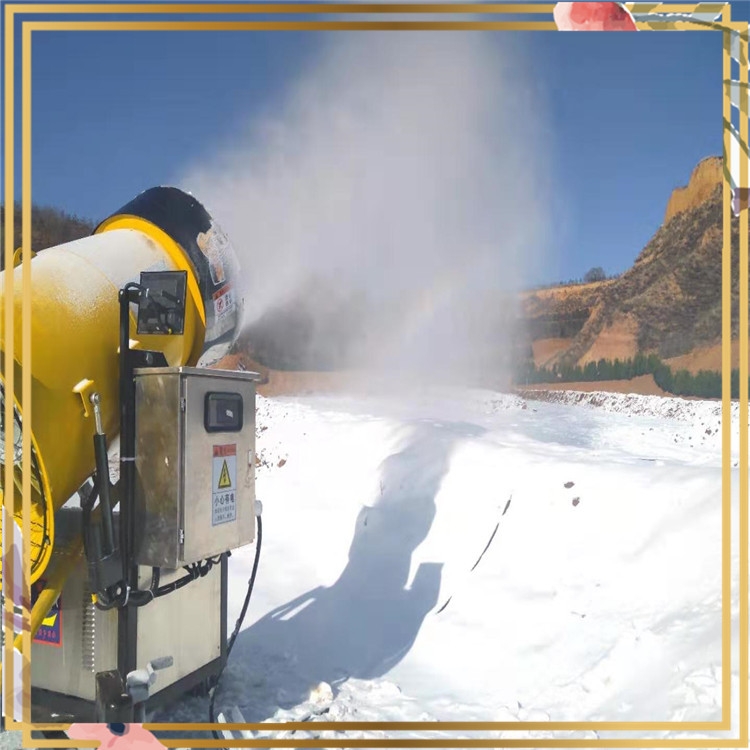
[0,187,242,586]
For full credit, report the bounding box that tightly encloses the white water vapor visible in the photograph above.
[178,33,557,384]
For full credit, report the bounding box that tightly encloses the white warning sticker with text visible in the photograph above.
[197,223,230,286]
[212,444,237,526]
[213,284,235,323]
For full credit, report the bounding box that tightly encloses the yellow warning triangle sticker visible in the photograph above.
[218,460,232,489]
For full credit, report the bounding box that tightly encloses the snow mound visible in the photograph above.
[520,388,737,423]
[150,386,742,739]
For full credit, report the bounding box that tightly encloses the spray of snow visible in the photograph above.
[176,33,558,385]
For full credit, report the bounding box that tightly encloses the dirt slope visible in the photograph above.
[522,155,741,372]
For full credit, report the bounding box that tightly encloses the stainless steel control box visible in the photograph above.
[133,366,259,568]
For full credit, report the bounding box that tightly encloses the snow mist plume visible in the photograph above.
[178,33,557,387]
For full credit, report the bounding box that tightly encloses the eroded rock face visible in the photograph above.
[518,155,731,372]
[664,156,722,225]
[578,312,640,366]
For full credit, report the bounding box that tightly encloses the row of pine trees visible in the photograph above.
[516,352,745,399]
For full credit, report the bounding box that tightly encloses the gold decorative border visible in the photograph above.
[0,2,746,747]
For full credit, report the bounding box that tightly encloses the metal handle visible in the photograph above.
[126,654,174,708]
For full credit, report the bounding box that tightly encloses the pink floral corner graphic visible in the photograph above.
[66,724,167,750]
[553,2,637,31]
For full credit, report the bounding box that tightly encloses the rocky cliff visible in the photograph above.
[663,155,722,225]
[520,154,741,374]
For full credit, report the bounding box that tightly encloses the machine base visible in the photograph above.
[30,657,224,724]
[30,508,228,724]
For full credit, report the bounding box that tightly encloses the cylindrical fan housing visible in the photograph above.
[0,187,243,584]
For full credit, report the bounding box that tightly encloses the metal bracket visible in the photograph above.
[130,349,169,369]
[72,379,96,418]
[94,670,132,723]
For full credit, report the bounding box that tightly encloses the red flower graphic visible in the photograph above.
[554,2,637,31]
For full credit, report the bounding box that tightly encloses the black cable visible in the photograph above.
[227,517,262,657]
[119,282,145,610]
[82,480,122,613]
[94,587,122,611]
[208,515,262,740]
[152,569,198,598]
[93,433,115,558]
[106,557,219,607]
[80,484,100,561]
[81,474,145,610]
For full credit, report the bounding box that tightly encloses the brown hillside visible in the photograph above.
[578,312,640,365]
[569,181,730,365]
[537,155,741,370]
[666,341,742,374]
[531,337,574,367]
[519,279,612,342]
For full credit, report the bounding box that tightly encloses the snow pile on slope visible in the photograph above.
[154,387,742,744]
[519,387,738,423]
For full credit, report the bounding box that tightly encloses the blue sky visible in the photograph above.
[10,4,745,286]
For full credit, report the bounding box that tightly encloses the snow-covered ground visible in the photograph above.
[152,386,746,745]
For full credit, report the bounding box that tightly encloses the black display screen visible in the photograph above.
[204,392,243,433]
[137,270,188,335]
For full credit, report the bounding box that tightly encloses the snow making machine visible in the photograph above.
[0,187,263,724]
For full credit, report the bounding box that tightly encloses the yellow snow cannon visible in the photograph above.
[0,187,263,728]
[0,187,243,588]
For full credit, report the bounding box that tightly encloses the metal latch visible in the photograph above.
[72,379,97,418]
[126,655,174,722]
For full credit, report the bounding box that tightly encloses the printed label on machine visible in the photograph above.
[197,223,229,286]
[212,284,235,323]
[212,444,237,526]
[31,579,62,647]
